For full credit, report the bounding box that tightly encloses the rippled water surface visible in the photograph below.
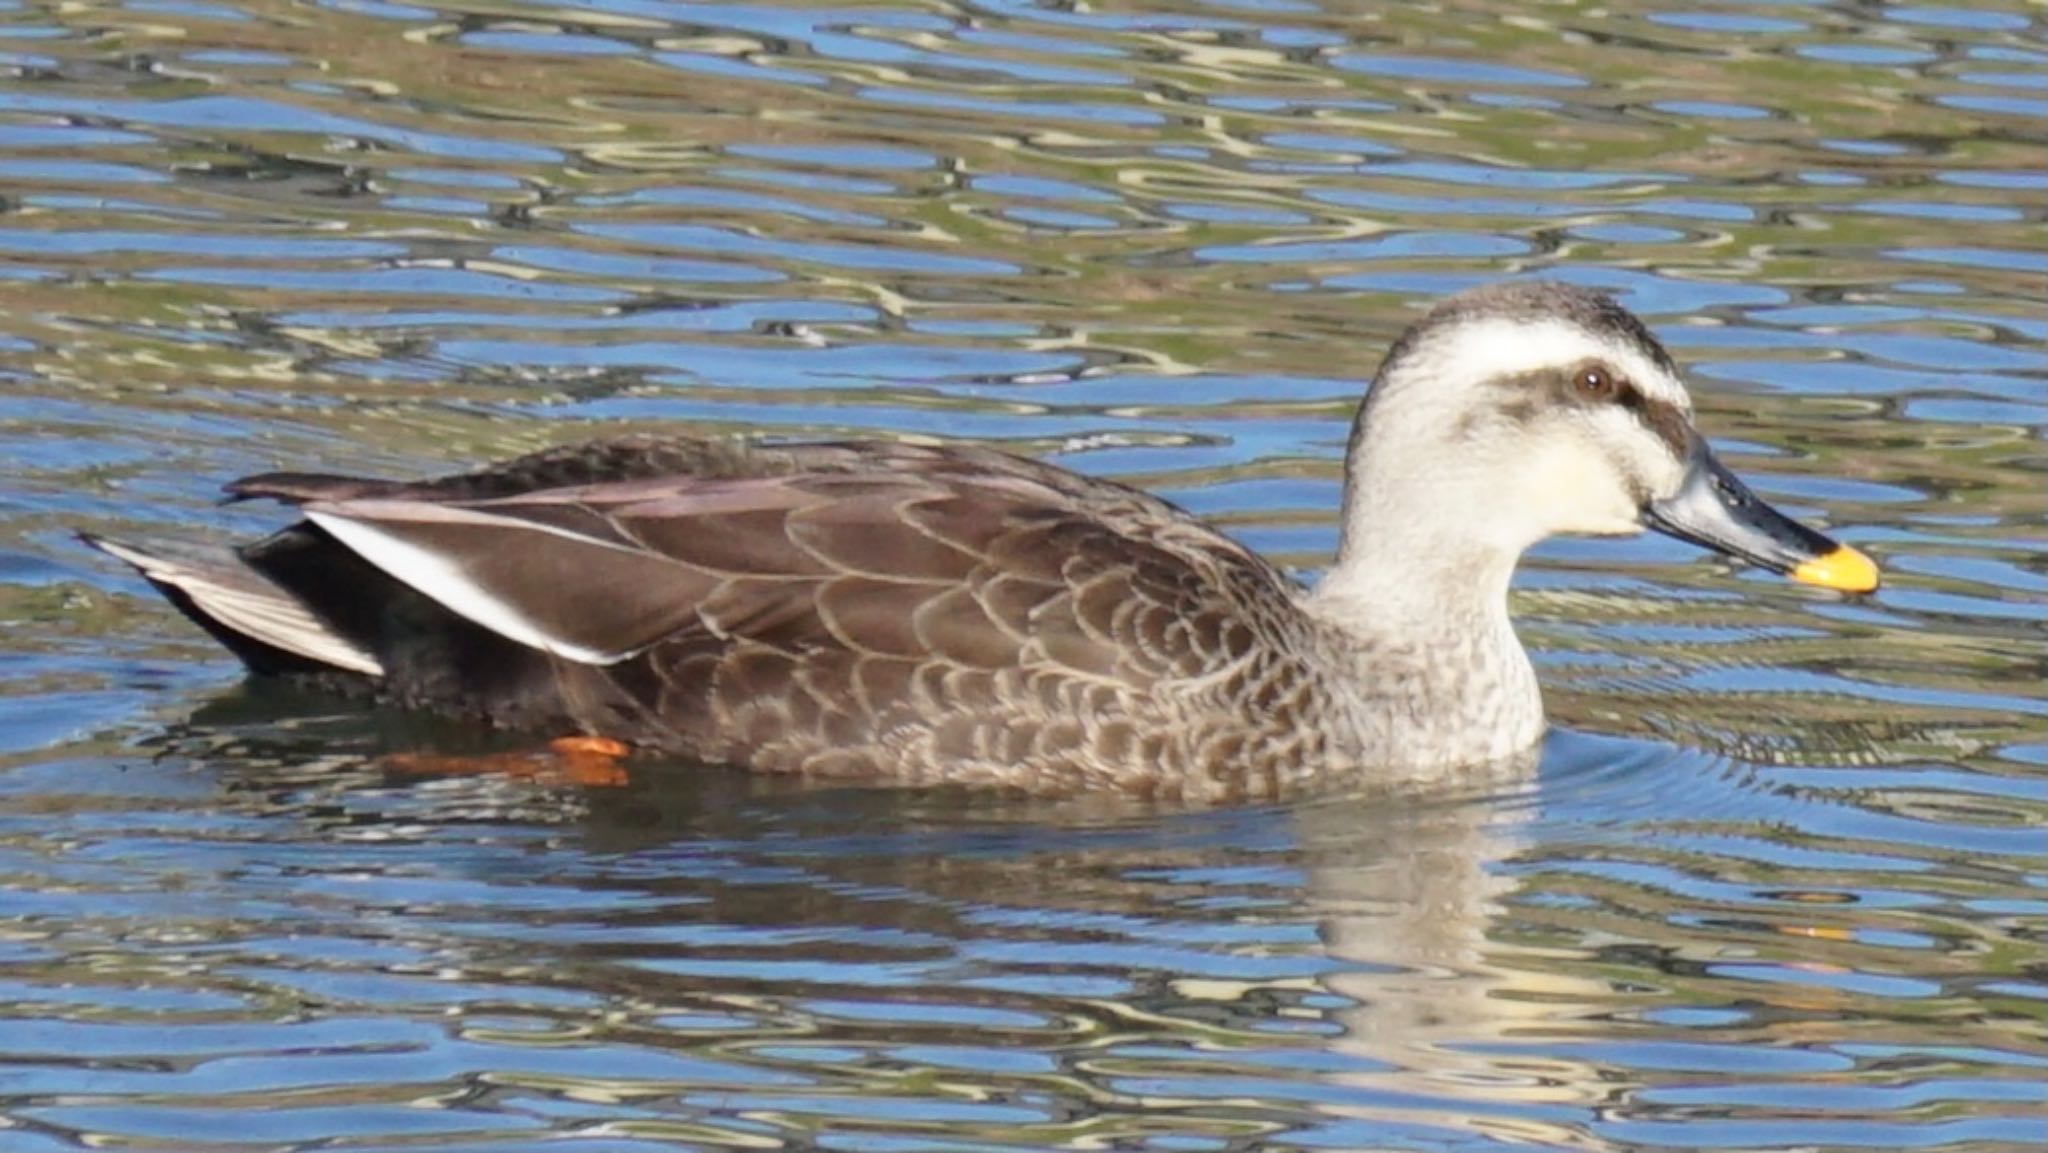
[2,0,2044,1149]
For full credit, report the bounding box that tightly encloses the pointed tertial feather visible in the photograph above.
[83,534,385,675]
[227,437,788,507]
[223,472,394,505]
[304,500,716,665]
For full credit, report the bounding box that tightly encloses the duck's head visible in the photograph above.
[1333,280,1877,596]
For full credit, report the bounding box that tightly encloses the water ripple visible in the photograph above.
[1,0,2043,1150]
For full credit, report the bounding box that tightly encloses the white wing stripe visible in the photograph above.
[306,510,625,666]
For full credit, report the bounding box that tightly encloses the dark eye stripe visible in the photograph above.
[1585,370,1692,458]
[1634,395,1694,457]
[1477,363,1696,459]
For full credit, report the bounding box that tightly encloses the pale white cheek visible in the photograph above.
[1637,445,1689,504]
[1514,441,1643,538]
[1604,415,1690,504]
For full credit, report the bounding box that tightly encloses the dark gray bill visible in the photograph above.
[1644,444,1879,593]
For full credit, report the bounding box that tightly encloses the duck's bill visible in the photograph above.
[1643,446,1879,593]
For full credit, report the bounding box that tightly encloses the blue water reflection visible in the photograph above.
[1,0,2043,1149]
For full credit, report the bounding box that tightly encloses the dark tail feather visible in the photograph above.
[81,533,385,677]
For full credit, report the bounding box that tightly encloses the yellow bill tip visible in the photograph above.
[1792,544,1880,594]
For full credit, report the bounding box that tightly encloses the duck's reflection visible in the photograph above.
[601,756,1621,1146]
[1288,755,1618,1151]
[176,700,1619,1149]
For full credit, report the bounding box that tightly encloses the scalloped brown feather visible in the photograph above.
[117,437,1354,799]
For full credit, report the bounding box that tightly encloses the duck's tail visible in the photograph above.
[80,533,385,678]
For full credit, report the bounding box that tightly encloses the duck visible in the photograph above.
[83,281,1878,799]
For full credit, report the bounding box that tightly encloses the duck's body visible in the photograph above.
[86,282,1875,798]
[91,436,1537,797]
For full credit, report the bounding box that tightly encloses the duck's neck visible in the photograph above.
[1329,500,1518,605]
[1300,495,1544,766]
[1317,443,1531,627]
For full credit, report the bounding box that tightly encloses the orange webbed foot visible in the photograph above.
[379,735,631,787]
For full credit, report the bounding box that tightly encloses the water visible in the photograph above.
[1,0,2043,1149]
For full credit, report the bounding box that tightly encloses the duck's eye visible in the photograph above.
[1575,366,1617,400]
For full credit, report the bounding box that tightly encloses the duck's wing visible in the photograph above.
[298,447,1290,687]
